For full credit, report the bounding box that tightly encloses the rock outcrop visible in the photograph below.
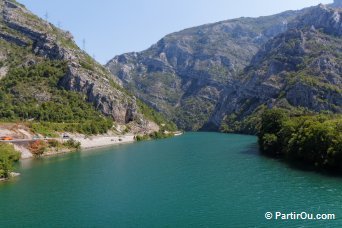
[107,3,342,132]
[107,10,301,130]
[208,5,342,132]
[0,0,161,132]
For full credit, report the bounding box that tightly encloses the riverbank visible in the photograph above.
[0,123,173,158]
[0,172,20,182]
[24,134,137,158]
[74,135,135,150]
[258,110,342,174]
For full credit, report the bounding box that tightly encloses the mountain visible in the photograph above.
[331,0,342,7]
[0,0,171,134]
[107,3,342,132]
[106,9,302,130]
[208,4,342,133]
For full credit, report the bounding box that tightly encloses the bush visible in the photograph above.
[261,133,279,155]
[135,131,173,142]
[47,139,61,148]
[135,135,150,142]
[29,140,47,157]
[63,139,81,150]
[0,143,20,178]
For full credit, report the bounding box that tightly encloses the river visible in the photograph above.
[0,132,341,227]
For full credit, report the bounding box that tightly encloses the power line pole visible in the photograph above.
[82,38,86,51]
[44,11,49,21]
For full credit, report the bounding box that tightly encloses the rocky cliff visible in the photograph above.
[106,9,303,130]
[208,4,342,133]
[107,3,341,132]
[0,0,164,133]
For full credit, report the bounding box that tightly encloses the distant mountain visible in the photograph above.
[106,8,302,130]
[0,0,169,134]
[107,3,341,132]
[208,4,342,133]
[331,0,342,8]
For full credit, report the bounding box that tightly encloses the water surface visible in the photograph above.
[0,133,341,227]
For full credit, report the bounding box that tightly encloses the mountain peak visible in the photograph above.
[332,0,342,7]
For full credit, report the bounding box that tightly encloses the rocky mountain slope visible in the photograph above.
[107,1,342,132]
[0,0,168,134]
[107,8,304,130]
[208,4,342,132]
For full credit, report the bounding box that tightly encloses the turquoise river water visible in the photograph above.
[0,132,341,227]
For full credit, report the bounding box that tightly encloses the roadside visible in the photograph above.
[0,123,183,159]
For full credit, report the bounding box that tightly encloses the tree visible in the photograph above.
[29,141,47,157]
[0,143,20,179]
[259,109,287,155]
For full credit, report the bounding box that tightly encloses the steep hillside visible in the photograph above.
[107,2,341,132]
[0,0,172,135]
[209,4,342,133]
[107,9,302,130]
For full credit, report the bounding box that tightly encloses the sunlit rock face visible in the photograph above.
[108,4,342,132]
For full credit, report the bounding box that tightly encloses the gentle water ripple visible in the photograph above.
[0,132,341,227]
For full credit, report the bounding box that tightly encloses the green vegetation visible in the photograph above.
[0,143,20,179]
[259,109,342,172]
[62,139,81,150]
[30,120,113,137]
[29,139,81,157]
[136,131,173,142]
[174,97,214,131]
[137,100,177,132]
[80,54,96,71]
[0,60,114,135]
[220,105,266,135]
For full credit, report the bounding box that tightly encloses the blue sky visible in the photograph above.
[17,0,332,64]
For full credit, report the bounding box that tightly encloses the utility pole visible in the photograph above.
[82,38,86,51]
[44,11,49,21]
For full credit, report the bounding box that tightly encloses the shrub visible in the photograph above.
[29,140,47,157]
[0,143,20,178]
[63,139,81,150]
[135,131,172,142]
[47,139,61,148]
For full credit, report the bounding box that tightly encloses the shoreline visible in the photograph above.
[13,134,137,160]
[13,132,183,161]
[74,135,135,150]
[0,172,20,182]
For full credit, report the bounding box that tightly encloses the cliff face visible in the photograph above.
[107,4,342,132]
[208,5,342,132]
[0,0,161,133]
[106,10,302,130]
